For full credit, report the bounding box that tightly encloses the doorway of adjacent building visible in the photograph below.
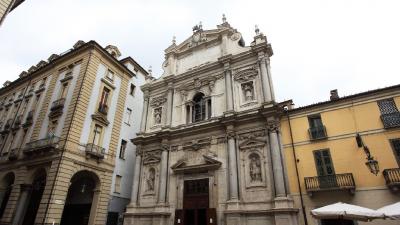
[60,171,98,225]
[0,173,15,220]
[22,170,46,225]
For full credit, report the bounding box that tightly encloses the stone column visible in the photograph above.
[166,83,174,127]
[140,92,150,132]
[12,184,32,225]
[227,130,239,200]
[224,63,234,112]
[267,119,286,197]
[158,145,169,204]
[130,148,142,205]
[258,53,273,103]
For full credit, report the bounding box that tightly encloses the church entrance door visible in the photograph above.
[183,178,209,225]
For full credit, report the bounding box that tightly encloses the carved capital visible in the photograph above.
[267,120,280,132]
[161,144,170,151]
[226,130,236,139]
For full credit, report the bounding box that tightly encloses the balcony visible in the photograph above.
[51,98,66,111]
[49,98,65,118]
[23,111,34,127]
[381,112,400,129]
[85,143,105,160]
[383,168,400,191]
[8,148,19,160]
[304,173,355,196]
[98,104,108,115]
[308,125,328,140]
[23,136,60,156]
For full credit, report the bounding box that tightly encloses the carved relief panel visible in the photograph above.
[141,150,161,197]
[233,65,260,109]
[238,130,268,189]
[149,96,167,128]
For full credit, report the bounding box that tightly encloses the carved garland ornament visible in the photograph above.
[143,150,162,165]
[177,73,223,93]
[150,96,167,108]
[233,65,258,83]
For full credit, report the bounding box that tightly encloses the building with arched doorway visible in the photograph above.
[124,17,299,225]
[0,40,148,225]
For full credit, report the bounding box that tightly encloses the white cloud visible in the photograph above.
[0,0,399,106]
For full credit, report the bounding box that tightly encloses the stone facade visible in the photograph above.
[0,40,147,225]
[125,18,298,225]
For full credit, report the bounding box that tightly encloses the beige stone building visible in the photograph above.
[0,0,24,26]
[0,40,147,225]
[124,17,299,225]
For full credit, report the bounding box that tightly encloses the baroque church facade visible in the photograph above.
[124,18,298,225]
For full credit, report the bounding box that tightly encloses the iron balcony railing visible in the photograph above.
[98,104,108,115]
[381,112,400,129]
[85,143,106,159]
[23,136,60,154]
[304,173,355,195]
[51,98,66,111]
[308,125,327,140]
[383,168,400,190]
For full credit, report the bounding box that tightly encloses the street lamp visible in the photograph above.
[365,155,380,176]
[356,134,380,175]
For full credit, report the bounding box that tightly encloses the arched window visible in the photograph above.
[191,93,211,123]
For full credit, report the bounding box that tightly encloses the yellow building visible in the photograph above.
[281,86,400,225]
[0,40,147,225]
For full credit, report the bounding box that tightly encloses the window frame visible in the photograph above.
[119,139,127,159]
[390,138,400,167]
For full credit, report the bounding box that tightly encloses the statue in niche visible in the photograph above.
[146,168,155,191]
[154,108,162,124]
[249,154,262,182]
[242,82,254,101]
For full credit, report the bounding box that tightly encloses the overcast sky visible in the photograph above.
[0,0,399,106]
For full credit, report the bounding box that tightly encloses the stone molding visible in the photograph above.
[233,65,258,83]
[150,96,167,108]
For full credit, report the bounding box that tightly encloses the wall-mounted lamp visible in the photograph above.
[355,133,380,175]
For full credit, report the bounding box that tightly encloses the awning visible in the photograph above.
[311,202,384,221]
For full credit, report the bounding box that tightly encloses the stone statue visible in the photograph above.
[146,168,155,191]
[250,154,262,182]
[154,108,161,124]
[243,83,254,101]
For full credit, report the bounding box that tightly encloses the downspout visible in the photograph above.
[286,109,308,225]
[42,50,93,225]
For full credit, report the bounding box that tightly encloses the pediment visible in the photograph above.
[239,138,266,150]
[171,155,222,174]
[91,113,110,126]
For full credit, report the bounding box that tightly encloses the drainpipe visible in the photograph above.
[285,109,308,225]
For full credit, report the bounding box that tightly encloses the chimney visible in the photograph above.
[330,89,339,100]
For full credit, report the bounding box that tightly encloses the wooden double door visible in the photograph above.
[174,178,217,225]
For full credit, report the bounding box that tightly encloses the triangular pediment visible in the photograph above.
[171,155,222,174]
[239,138,266,150]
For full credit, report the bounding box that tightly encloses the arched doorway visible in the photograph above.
[22,169,46,225]
[60,171,99,225]
[0,172,15,219]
